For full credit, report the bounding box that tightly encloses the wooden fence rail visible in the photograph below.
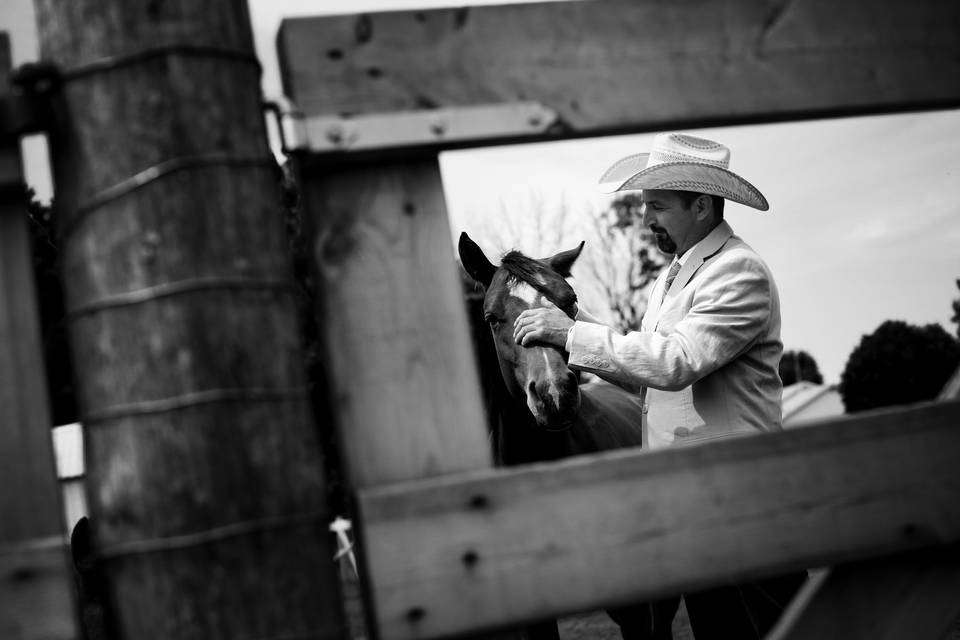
[355,400,960,639]
[278,0,960,153]
[767,364,960,640]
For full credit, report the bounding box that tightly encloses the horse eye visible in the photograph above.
[484,314,502,326]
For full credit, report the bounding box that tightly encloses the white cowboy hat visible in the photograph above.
[597,132,769,211]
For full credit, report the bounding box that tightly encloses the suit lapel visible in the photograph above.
[670,220,734,293]
[651,221,734,329]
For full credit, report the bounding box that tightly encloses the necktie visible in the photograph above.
[660,260,681,304]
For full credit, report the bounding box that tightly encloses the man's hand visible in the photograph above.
[513,301,574,348]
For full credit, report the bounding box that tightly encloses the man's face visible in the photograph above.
[640,189,696,256]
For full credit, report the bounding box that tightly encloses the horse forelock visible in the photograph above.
[498,251,577,315]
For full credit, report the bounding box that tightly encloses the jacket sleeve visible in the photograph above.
[567,255,772,391]
[574,304,604,324]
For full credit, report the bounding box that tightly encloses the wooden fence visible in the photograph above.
[281,2,960,638]
[2,0,960,638]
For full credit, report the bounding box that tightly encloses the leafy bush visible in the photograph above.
[839,320,960,412]
[779,350,824,386]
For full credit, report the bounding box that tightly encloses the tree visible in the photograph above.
[476,191,580,259]
[839,320,960,413]
[582,194,667,332]
[780,350,824,386]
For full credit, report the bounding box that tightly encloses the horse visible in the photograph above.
[458,232,672,640]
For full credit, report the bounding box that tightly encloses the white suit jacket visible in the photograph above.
[568,221,783,449]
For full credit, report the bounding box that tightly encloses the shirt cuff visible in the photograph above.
[565,322,577,352]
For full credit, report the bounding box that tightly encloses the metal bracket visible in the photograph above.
[263,96,306,156]
[271,101,560,153]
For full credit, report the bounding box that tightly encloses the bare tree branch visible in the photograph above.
[581,195,667,332]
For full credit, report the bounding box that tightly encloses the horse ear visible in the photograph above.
[458,232,496,287]
[546,241,585,277]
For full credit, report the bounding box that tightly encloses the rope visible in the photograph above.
[329,517,358,578]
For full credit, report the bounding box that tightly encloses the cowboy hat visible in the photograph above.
[597,132,769,211]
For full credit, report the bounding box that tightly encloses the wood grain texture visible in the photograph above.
[765,370,960,640]
[31,4,345,639]
[0,31,81,640]
[278,0,960,146]
[299,158,492,489]
[768,544,960,640]
[0,544,77,640]
[356,400,960,640]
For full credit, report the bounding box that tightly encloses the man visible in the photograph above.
[512,132,805,639]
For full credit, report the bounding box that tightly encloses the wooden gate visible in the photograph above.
[276,1,960,638]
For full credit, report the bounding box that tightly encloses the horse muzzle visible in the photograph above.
[525,374,580,432]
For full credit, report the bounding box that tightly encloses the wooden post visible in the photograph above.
[33,3,345,639]
[0,32,80,640]
[298,157,492,489]
[296,154,498,638]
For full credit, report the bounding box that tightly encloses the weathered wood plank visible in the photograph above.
[297,157,506,637]
[298,158,492,489]
[767,544,960,640]
[766,369,960,639]
[356,400,960,640]
[278,0,960,150]
[0,31,80,640]
[0,543,77,640]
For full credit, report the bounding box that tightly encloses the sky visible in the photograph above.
[3,0,959,384]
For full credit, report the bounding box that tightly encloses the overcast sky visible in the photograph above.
[3,0,959,384]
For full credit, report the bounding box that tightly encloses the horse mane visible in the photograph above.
[499,250,578,314]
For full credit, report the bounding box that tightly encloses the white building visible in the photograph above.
[782,381,845,427]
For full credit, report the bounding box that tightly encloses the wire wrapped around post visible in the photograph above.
[57,153,277,244]
[33,1,347,639]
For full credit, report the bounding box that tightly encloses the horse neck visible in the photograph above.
[494,380,650,465]
[572,382,645,451]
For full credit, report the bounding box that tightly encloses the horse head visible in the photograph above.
[459,232,584,432]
